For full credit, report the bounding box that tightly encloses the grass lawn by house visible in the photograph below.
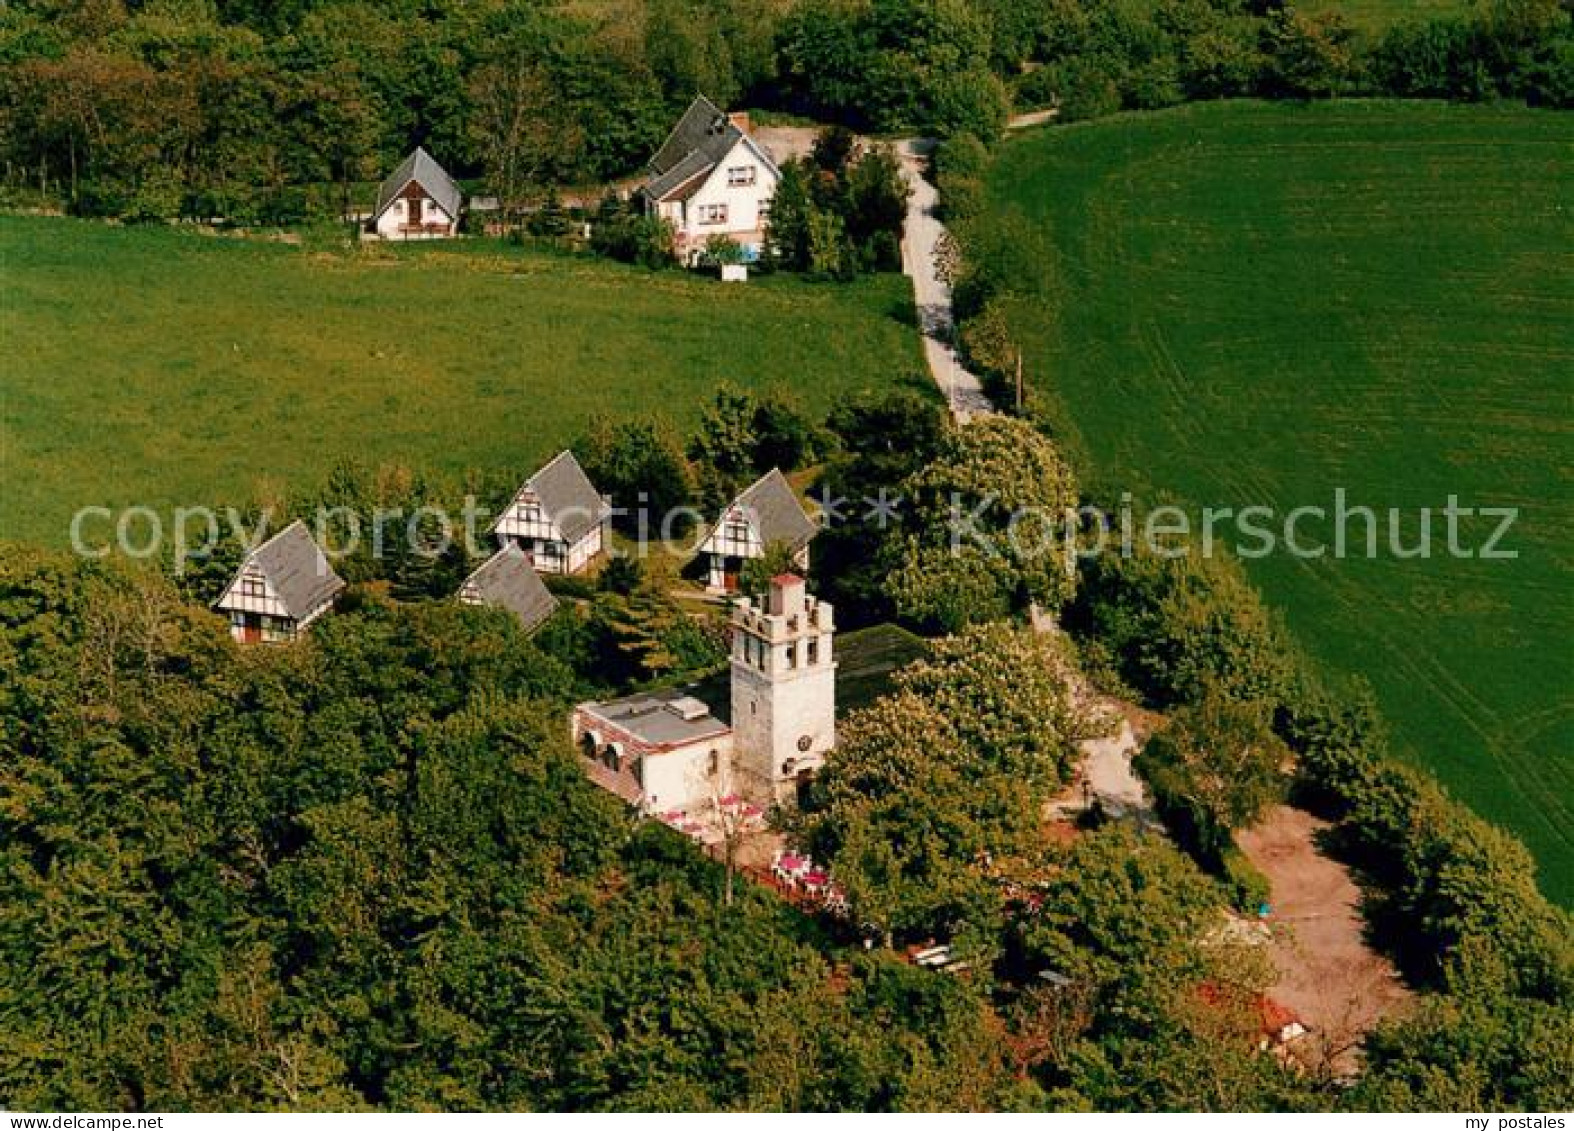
[986,100,1574,903]
[1299,0,1471,33]
[1,215,927,547]
[835,623,931,713]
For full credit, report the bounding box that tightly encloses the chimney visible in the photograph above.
[728,111,752,136]
[768,573,805,617]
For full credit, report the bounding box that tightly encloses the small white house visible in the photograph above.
[457,543,559,634]
[370,147,462,240]
[697,468,818,594]
[640,96,780,266]
[573,689,736,815]
[213,520,345,644]
[490,450,610,574]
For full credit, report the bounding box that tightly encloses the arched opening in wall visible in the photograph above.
[605,742,624,772]
[580,731,598,761]
[795,768,816,808]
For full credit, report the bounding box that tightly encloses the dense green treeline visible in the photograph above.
[2,0,1568,223]
[0,545,1028,1110]
[3,396,1571,1109]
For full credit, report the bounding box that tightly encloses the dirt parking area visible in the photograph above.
[1238,805,1411,1075]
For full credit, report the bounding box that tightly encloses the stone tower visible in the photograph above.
[729,574,836,806]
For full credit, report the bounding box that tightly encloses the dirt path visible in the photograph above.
[895,139,995,422]
[1238,805,1410,1076]
[1006,108,1060,131]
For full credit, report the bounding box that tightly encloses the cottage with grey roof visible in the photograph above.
[214,520,345,644]
[696,468,818,593]
[491,450,610,574]
[639,95,780,266]
[458,543,559,634]
[370,147,462,240]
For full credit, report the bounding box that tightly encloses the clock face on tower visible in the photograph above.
[797,734,813,752]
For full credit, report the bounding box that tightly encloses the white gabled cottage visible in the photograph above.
[697,468,818,594]
[213,520,345,644]
[457,543,559,634]
[490,450,610,575]
[370,147,462,240]
[639,96,780,265]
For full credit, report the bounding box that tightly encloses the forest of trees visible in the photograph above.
[2,0,1568,223]
[3,389,1570,1111]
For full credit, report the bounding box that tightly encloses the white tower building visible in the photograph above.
[729,574,837,806]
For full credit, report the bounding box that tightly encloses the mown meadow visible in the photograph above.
[986,100,1574,902]
[1,216,923,546]
[1300,0,1472,33]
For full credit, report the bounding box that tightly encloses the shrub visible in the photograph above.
[1044,57,1123,123]
[1067,541,1297,709]
[1220,847,1272,915]
[698,234,746,268]
[591,212,676,269]
[1135,692,1288,868]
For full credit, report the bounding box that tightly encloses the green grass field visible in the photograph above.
[0,217,924,546]
[1299,0,1471,34]
[988,100,1574,902]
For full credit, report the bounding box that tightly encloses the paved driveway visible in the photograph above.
[896,139,995,421]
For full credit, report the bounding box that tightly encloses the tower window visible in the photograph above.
[785,643,797,670]
[807,638,819,665]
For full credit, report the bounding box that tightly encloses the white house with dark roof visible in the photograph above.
[573,574,834,813]
[214,520,345,644]
[458,543,559,634]
[696,468,818,593]
[370,147,462,240]
[573,688,737,813]
[490,450,609,574]
[639,95,780,265]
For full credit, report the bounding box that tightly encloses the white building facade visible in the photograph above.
[370,147,462,240]
[573,575,836,814]
[730,574,837,806]
[491,451,609,575]
[212,520,345,644]
[696,468,817,594]
[641,97,780,266]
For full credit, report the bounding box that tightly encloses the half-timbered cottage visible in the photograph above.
[213,520,345,643]
[490,450,609,574]
[370,147,462,240]
[457,543,559,634]
[696,468,817,593]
